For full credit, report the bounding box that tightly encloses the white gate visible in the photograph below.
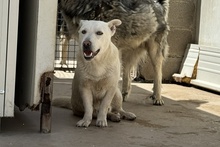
[0,0,19,117]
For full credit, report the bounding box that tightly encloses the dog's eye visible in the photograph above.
[81,30,87,34]
[96,31,103,35]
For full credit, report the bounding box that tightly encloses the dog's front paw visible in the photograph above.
[96,119,108,127]
[76,119,92,127]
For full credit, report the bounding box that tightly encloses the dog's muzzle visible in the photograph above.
[83,40,100,60]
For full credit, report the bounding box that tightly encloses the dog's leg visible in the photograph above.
[76,88,93,127]
[112,88,136,120]
[147,37,164,105]
[122,62,132,101]
[96,87,117,127]
[60,36,68,67]
[107,112,121,122]
[121,49,145,101]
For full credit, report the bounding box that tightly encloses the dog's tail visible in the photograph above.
[52,98,72,110]
[158,0,170,21]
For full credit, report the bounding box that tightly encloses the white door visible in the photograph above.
[0,0,19,117]
[0,0,9,117]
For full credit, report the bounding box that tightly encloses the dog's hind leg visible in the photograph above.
[111,88,136,120]
[59,20,72,69]
[107,112,121,122]
[146,36,165,105]
[121,61,132,101]
[60,36,69,67]
[121,49,145,101]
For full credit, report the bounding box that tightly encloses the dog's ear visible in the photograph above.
[108,19,122,36]
[79,20,86,28]
[78,20,88,34]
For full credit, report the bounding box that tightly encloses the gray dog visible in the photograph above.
[59,0,170,105]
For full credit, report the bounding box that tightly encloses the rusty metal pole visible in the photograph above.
[40,71,54,133]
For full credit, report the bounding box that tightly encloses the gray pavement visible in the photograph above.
[0,71,220,147]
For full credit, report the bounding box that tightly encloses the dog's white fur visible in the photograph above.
[72,19,136,127]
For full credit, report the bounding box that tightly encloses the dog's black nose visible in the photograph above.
[83,40,91,48]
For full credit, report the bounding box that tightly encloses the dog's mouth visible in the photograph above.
[83,49,100,60]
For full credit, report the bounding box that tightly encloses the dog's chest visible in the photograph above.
[92,85,104,99]
[86,78,113,99]
[94,83,103,92]
[91,80,107,97]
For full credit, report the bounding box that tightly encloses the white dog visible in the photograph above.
[72,19,136,127]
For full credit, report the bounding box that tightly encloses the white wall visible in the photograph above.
[198,0,220,48]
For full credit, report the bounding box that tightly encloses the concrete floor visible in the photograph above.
[0,71,220,147]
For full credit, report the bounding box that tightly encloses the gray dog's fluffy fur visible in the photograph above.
[59,0,170,105]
